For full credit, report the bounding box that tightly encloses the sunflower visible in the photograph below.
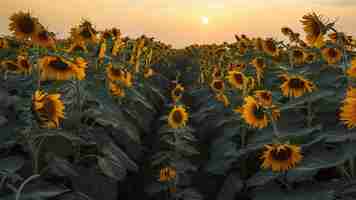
[280,74,315,97]
[171,84,184,102]
[121,71,133,88]
[300,12,327,47]
[227,70,246,90]
[168,105,189,129]
[111,28,121,39]
[32,90,65,129]
[254,90,273,107]
[238,42,248,55]
[251,57,266,85]
[67,40,88,53]
[321,47,342,64]
[16,55,32,74]
[159,167,176,182]
[263,38,278,56]
[291,48,305,65]
[106,63,124,81]
[101,29,113,40]
[347,58,356,78]
[215,93,230,107]
[281,27,293,36]
[143,67,154,78]
[261,143,303,172]
[9,11,41,40]
[339,87,356,128]
[32,26,55,49]
[0,38,9,49]
[241,96,269,129]
[70,26,97,44]
[109,81,125,97]
[39,55,82,81]
[210,79,225,93]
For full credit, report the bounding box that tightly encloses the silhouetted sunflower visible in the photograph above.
[32,26,55,48]
[321,47,342,64]
[300,12,327,47]
[9,11,40,40]
[112,38,125,56]
[340,87,356,128]
[171,84,184,102]
[261,143,303,172]
[32,90,65,129]
[227,70,246,90]
[109,81,125,97]
[281,27,293,36]
[347,58,356,78]
[263,38,278,56]
[254,90,273,107]
[210,79,225,93]
[39,55,81,81]
[280,74,315,97]
[168,105,189,129]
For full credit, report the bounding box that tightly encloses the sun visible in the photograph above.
[201,16,209,25]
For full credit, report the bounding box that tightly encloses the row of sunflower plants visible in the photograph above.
[182,12,356,200]
[0,11,174,200]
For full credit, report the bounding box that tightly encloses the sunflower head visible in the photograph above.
[227,70,246,90]
[17,55,32,74]
[241,96,269,129]
[254,37,264,51]
[228,63,246,72]
[168,105,189,129]
[210,79,225,93]
[39,55,81,81]
[106,63,124,81]
[300,12,328,47]
[280,74,315,98]
[263,38,278,56]
[251,57,266,70]
[261,143,303,172]
[171,84,184,102]
[9,11,40,40]
[322,47,342,64]
[32,26,55,49]
[303,52,317,63]
[339,87,356,129]
[32,90,65,129]
[212,66,223,79]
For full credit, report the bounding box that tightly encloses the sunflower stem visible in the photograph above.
[267,111,281,138]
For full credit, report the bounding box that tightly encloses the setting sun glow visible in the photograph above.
[201,16,209,25]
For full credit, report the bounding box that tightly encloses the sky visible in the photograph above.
[0,0,356,48]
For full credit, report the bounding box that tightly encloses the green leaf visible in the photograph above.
[280,90,335,111]
[0,156,25,174]
[98,157,127,181]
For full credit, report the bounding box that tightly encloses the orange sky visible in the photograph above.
[1,0,356,48]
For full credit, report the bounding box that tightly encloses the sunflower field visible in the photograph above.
[1,11,356,200]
